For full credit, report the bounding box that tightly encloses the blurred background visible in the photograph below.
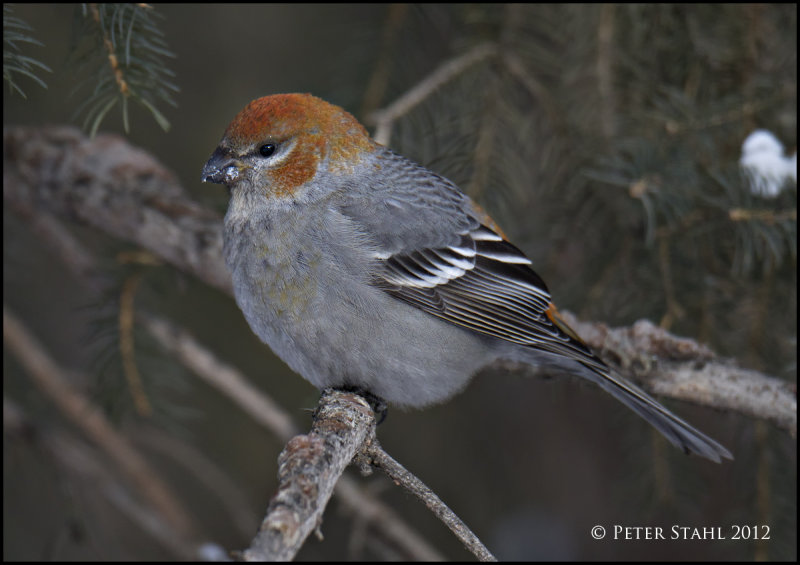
[4,3,796,560]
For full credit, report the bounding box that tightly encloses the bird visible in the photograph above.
[202,93,732,463]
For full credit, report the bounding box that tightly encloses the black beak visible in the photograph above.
[202,147,241,185]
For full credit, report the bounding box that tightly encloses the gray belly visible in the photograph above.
[229,248,493,407]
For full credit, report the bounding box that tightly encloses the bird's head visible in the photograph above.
[202,93,376,200]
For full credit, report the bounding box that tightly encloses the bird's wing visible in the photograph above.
[337,147,600,364]
[372,221,733,462]
[373,220,605,368]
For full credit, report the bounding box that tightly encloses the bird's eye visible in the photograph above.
[259,143,276,157]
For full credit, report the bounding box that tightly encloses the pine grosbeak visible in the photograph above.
[202,93,731,463]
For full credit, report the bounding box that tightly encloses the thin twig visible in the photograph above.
[3,203,101,288]
[661,88,794,135]
[362,440,498,562]
[119,271,152,416]
[333,474,445,561]
[369,42,497,145]
[729,208,797,224]
[142,313,299,442]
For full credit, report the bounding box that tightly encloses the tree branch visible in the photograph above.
[242,390,375,561]
[3,125,230,293]
[243,389,494,561]
[559,313,796,436]
[368,42,497,145]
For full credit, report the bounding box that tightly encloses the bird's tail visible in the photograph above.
[578,362,732,463]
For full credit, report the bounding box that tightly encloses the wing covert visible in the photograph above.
[376,222,600,365]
